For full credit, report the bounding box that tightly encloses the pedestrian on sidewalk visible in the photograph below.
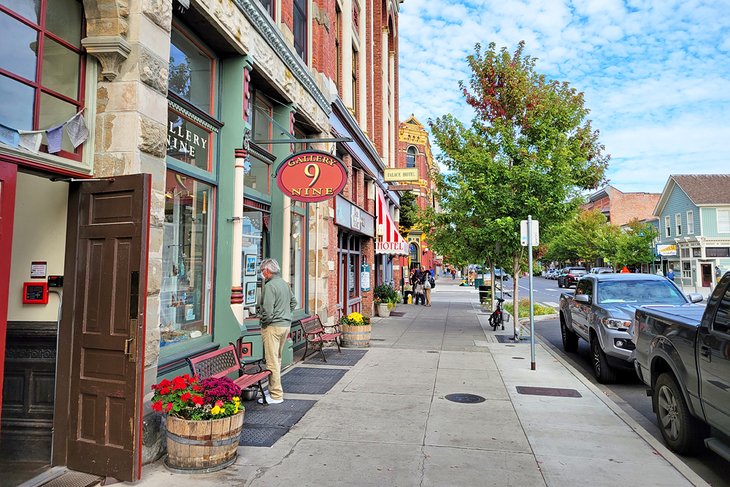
[667,266,675,281]
[259,258,297,404]
[414,275,425,305]
[423,266,433,306]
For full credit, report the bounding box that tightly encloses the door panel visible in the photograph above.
[698,282,730,432]
[0,162,17,426]
[54,175,150,481]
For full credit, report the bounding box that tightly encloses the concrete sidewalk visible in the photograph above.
[138,279,708,486]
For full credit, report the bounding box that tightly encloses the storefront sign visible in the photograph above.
[335,196,375,237]
[276,150,347,203]
[384,168,419,182]
[360,263,371,291]
[351,206,362,231]
[656,244,677,257]
[167,110,211,170]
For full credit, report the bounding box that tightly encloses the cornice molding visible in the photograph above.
[233,0,331,115]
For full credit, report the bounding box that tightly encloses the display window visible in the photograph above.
[0,0,85,158]
[160,171,214,346]
[242,207,269,313]
[290,208,305,310]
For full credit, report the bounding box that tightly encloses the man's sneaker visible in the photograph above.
[258,397,283,404]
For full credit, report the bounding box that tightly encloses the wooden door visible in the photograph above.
[53,175,150,481]
[702,264,712,287]
[0,162,17,427]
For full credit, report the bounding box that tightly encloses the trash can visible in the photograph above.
[478,285,491,304]
[474,278,484,288]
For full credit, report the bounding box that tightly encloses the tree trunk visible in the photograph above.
[512,254,520,338]
[489,259,496,311]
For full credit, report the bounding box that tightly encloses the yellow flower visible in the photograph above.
[234,405,239,414]
[211,405,221,415]
[347,312,364,323]
[233,396,240,403]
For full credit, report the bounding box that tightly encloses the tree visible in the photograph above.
[398,190,418,232]
[612,219,658,270]
[543,210,619,266]
[428,42,609,319]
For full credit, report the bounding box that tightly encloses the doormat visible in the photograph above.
[239,399,316,448]
[304,349,367,366]
[516,386,582,398]
[389,311,406,317]
[41,470,103,487]
[280,367,347,394]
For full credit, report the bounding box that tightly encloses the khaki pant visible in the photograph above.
[425,288,432,305]
[262,325,289,400]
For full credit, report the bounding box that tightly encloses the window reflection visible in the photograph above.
[169,29,212,113]
[290,212,304,309]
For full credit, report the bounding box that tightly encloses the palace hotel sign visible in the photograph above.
[276,150,348,203]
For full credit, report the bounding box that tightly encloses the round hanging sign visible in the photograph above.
[275,150,348,203]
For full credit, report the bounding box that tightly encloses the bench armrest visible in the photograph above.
[323,323,341,334]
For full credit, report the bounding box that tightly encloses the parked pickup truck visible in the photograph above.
[633,271,730,459]
[559,274,703,383]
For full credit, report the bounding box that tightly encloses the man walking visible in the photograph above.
[258,258,297,404]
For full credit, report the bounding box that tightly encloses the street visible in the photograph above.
[514,276,729,486]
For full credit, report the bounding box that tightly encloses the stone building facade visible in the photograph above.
[0,0,403,482]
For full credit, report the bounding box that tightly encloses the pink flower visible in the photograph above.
[215,400,224,408]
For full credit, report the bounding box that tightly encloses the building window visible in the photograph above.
[257,0,275,18]
[706,247,730,258]
[665,215,671,237]
[242,208,269,311]
[169,28,213,113]
[406,146,417,168]
[247,93,275,195]
[351,168,360,204]
[293,0,307,60]
[675,213,682,236]
[692,247,701,258]
[160,172,213,346]
[718,209,730,233]
[290,209,305,309]
[351,47,358,116]
[335,5,341,91]
[714,286,730,335]
[0,0,85,158]
[687,210,694,234]
[680,247,690,258]
[682,261,691,279]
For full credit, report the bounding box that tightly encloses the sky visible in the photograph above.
[397,0,730,194]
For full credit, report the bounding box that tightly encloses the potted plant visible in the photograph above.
[151,374,244,473]
[339,311,372,347]
[374,284,398,316]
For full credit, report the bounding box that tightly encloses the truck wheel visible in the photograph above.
[560,315,578,353]
[653,373,708,455]
[590,335,617,384]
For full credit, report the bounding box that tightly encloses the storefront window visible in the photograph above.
[169,28,213,113]
[242,210,268,310]
[0,0,85,158]
[167,110,211,170]
[244,153,270,194]
[290,211,305,309]
[160,171,213,346]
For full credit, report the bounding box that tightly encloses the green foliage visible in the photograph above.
[504,300,555,318]
[612,219,658,268]
[425,41,609,317]
[374,284,399,305]
[398,190,418,232]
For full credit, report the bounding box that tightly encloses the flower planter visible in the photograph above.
[377,303,391,317]
[164,411,244,473]
[340,323,371,348]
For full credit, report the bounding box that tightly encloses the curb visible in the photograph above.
[537,337,711,487]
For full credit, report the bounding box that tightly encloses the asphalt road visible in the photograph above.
[517,276,729,487]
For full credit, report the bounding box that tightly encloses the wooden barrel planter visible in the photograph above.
[340,323,371,348]
[164,411,244,473]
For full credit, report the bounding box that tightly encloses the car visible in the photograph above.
[557,267,587,288]
[546,268,559,279]
[590,267,614,274]
[493,268,510,281]
[559,273,702,383]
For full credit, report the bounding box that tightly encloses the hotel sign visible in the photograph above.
[276,150,347,203]
[384,168,419,182]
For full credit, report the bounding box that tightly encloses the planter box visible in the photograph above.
[376,303,391,317]
[341,323,371,348]
[164,411,244,473]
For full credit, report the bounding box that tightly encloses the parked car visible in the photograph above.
[557,267,587,288]
[633,272,730,459]
[546,268,559,280]
[590,267,614,274]
[559,273,702,383]
[494,268,510,281]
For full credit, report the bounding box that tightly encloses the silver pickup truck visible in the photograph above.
[633,272,730,459]
[559,273,702,383]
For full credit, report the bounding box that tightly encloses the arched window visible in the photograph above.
[409,242,420,262]
[406,146,417,168]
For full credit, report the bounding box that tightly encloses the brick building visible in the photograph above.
[582,185,660,226]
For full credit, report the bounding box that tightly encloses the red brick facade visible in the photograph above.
[582,186,660,226]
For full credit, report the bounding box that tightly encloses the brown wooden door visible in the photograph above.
[702,263,712,287]
[0,162,17,427]
[54,174,150,481]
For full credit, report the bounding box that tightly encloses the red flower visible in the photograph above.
[180,392,192,402]
[165,403,173,412]
[182,374,193,383]
[192,395,204,406]
[158,379,171,388]
[159,387,170,395]
[172,377,187,391]
[151,400,163,412]
[192,385,202,392]
[215,400,224,408]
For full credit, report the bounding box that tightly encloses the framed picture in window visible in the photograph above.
[245,254,257,276]
[245,281,257,306]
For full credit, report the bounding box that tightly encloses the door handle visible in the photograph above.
[125,327,136,363]
[700,345,712,360]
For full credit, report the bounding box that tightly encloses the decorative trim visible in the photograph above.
[81,35,131,81]
[167,92,224,132]
[232,0,331,114]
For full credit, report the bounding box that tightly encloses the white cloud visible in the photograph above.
[398,0,730,193]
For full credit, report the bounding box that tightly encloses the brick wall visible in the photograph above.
[311,0,336,80]
[611,193,660,226]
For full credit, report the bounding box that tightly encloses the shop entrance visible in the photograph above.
[701,263,713,287]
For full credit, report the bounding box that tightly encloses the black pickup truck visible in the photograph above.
[633,272,730,460]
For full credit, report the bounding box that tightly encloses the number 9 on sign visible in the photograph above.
[304,163,320,187]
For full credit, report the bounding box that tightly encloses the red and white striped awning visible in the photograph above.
[376,189,408,255]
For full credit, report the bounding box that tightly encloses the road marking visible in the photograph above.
[543,301,560,308]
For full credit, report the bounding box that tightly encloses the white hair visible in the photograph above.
[260,258,281,275]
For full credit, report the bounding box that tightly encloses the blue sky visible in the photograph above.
[398,0,730,194]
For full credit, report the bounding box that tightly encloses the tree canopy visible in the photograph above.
[426,41,609,315]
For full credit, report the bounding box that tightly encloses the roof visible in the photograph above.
[654,174,730,216]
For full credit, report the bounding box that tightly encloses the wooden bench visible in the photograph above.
[300,314,342,362]
[187,344,271,404]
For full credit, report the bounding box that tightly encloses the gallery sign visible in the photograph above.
[276,150,347,203]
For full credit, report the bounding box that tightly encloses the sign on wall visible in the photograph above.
[276,150,348,203]
[360,263,371,292]
[384,168,419,182]
[656,244,677,257]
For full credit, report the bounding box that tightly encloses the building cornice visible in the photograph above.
[233,0,331,115]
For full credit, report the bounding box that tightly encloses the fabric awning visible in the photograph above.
[375,189,408,255]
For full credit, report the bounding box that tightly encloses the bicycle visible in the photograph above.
[489,297,505,331]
